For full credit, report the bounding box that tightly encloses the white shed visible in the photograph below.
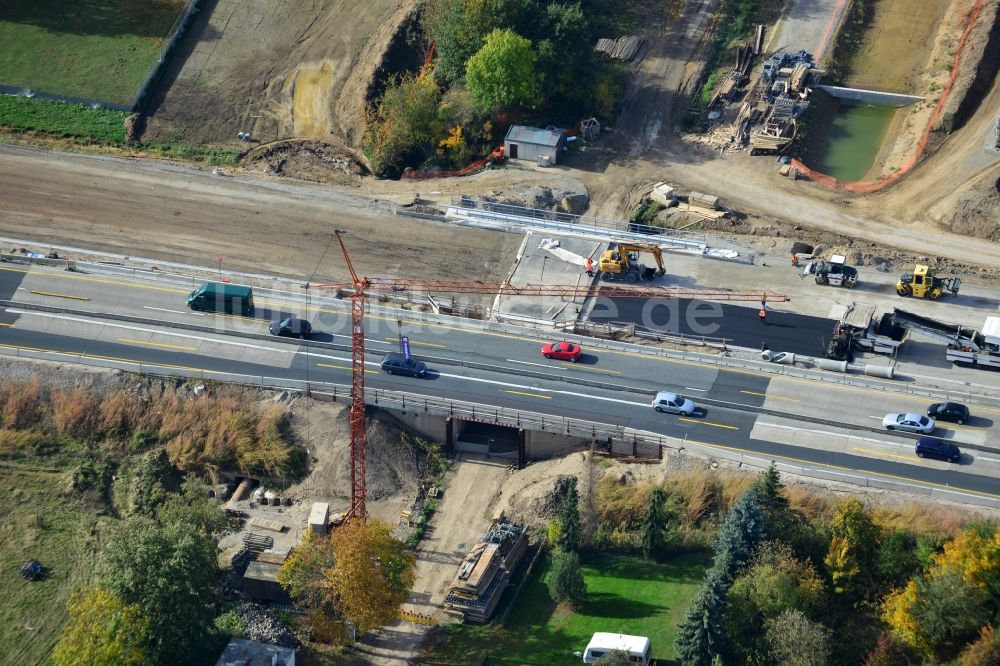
[308,502,330,535]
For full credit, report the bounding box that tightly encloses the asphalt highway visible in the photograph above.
[590,297,836,356]
[1,263,998,502]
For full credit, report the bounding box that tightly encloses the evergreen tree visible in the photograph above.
[676,567,731,665]
[641,487,667,560]
[548,549,586,607]
[753,463,788,514]
[714,488,767,577]
[558,477,581,552]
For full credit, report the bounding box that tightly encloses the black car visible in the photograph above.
[380,353,427,377]
[927,402,970,424]
[915,436,961,463]
[268,317,312,338]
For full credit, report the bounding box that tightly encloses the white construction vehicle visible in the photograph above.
[803,255,858,288]
[890,309,1000,369]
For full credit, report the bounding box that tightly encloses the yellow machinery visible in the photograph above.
[597,243,666,283]
[896,264,961,299]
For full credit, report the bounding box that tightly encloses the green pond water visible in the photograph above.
[800,92,899,182]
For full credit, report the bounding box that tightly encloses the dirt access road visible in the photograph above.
[356,455,509,665]
[0,145,522,283]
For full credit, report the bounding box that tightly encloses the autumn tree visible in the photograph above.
[959,624,1000,666]
[824,498,880,599]
[548,548,586,607]
[280,520,415,635]
[640,487,667,560]
[765,609,832,666]
[52,586,151,666]
[100,515,218,664]
[675,568,730,666]
[277,529,337,609]
[724,542,826,664]
[465,29,540,110]
[558,476,582,553]
[363,73,442,177]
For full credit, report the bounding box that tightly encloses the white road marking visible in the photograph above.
[755,421,911,449]
[684,386,708,392]
[977,456,1000,463]
[145,306,201,316]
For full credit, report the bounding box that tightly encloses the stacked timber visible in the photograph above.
[594,36,644,61]
[444,519,529,623]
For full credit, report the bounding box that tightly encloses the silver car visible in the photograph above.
[882,412,935,434]
[652,391,697,416]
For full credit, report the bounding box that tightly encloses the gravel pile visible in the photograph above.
[234,602,299,649]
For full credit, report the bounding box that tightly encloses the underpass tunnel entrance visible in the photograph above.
[451,420,522,461]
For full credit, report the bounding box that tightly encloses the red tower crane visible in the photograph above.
[327,231,788,520]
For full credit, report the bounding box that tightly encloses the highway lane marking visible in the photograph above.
[682,437,1000,500]
[0,322,12,327]
[505,358,622,375]
[5,310,306,355]
[384,337,446,349]
[118,338,197,351]
[0,265,189,293]
[679,417,738,430]
[740,390,799,402]
[317,362,377,375]
[145,306,203,316]
[852,447,916,461]
[978,455,1000,463]
[755,421,912,448]
[30,289,91,301]
[500,390,552,400]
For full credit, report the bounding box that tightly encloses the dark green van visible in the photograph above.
[186,281,255,316]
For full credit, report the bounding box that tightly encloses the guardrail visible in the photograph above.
[0,341,994,507]
[6,257,1000,408]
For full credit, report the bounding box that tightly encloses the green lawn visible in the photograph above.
[0,462,107,665]
[0,0,185,104]
[428,551,711,665]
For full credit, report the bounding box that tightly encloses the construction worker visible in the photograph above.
[585,257,594,276]
[791,254,799,267]
[759,307,767,325]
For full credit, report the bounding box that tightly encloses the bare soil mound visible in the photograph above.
[948,171,1000,241]
[283,399,436,520]
[241,139,370,183]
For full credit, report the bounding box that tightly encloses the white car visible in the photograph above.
[883,412,935,434]
[652,391,697,416]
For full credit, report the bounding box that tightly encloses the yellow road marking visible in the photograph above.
[30,289,90,301]
[316,362,376,374]
[941,422,986,432]
[852,447,916,461]
[0,322,12,327]
[383,337,446,349]
[501,390,551,400]
[0,265,188,294]
[682,437,1000,500]
[680,417,739,430]
[741,390,799,402]
[117,338,197,351]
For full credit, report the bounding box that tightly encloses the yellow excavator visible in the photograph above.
[597,243,666,283]
[896,264,961,300]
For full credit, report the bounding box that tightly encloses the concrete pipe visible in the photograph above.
[770,352,796,365]
[760,349,775,362]
[864,364,895,380]
[818,358,848,373]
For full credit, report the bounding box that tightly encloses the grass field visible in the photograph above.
[0,94,127,141]
[428,551,711,665]
[0,0,186,104]
[0,462,106,666]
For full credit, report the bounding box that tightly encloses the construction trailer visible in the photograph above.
[241,560,292,604]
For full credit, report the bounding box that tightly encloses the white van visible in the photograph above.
[583,633,652,664]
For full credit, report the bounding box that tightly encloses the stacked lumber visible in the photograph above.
[444,520,529,623]
[242,533,273,553]
[676,202,727,220]
[594,36,644,61]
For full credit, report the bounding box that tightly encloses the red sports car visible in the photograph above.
[541,341,581,362]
